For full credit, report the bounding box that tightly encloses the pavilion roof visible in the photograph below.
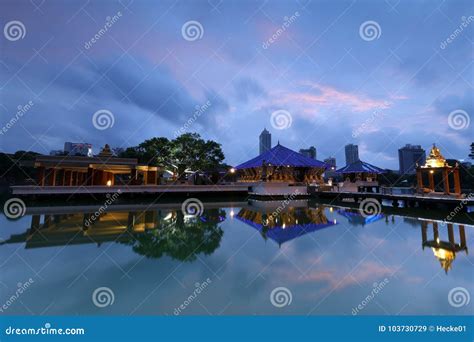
[235,143,328,170]
[335,160,386,174]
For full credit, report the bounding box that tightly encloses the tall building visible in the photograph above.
[64,142,93,157]
[324,157,336,170]
[259,128,271,155]
[299,146,317,159]
[345,144,359,165]
[398,144,426,175]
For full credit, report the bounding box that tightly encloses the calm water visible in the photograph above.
[0,199,473,316]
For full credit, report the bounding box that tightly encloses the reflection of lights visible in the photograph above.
[230,168,236,174]
[429,170,434,174]
[106,180,112,186]
[282,223,286,229]
[436,237,440,244]
[230,209,235,218]
[333,219,337,224]
[295,219,298,224]
[163,213,173,221]
[329,207,333,212]
[328,179,333,186]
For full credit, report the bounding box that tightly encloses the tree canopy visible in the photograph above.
[120,133,225,177]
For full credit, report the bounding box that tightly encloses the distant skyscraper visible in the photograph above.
[398,144,426,174]
[259,128,271,155]
[345,144,359,165]
[64,142,93,157]
[299,146,317,159]
[324,157,336,169]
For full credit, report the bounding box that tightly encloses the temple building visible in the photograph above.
[235,143,328,196]
[31,144,159,187]
[335,160,386,193]
[416,144,461,197]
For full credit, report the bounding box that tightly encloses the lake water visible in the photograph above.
[1,199,473,316]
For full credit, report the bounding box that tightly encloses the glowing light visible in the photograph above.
[230,168,236,174]
[329,207,334,212]
[429,170,434,174]
[106,180,112,186]
[230,209,235,218]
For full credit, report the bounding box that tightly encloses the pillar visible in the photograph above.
[428,171,435,191]
[416,169,423,192]
[47,168,56,186]
[433,222,439,241]
[65,171,71,186]
[447,223,454,245]
[421,221,427,248]
[453,168,461,195]
[131,168,137,185]
[127,212,136,232]
[37,166,45,186]
[147,171,156,185]
[61,169,66,186]
[30,215,41,231]
[442,168,450,195]
[87,167,94,186]
[459,225,466,249]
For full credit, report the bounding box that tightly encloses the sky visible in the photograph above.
[0,0,473,170]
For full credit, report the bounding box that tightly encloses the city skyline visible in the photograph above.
[0,0,472,170]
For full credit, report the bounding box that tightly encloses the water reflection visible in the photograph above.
[236,200,337,247]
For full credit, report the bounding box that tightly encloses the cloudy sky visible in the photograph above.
[0,0,472,169]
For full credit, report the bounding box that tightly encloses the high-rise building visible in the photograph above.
[398,144,426,175]
[259,128,271,155]
[345,144,359,165]
[324,157,336,170]
[299,146,317,159]
[64,142,93,157]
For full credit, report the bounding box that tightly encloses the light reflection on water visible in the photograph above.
[0,200,472,316]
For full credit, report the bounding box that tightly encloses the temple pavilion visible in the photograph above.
[335,160,386,193]
[235,143,328,184]
[416,144,461,197]
[32,144,159,187]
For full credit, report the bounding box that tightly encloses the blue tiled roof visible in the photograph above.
[235,215,337,245]
[335,160,386,174]
[235,143,328,170]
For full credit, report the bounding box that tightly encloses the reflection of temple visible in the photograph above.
[236,201,337,246]
[1,211,159,248]
[336,208,384,226]
[420,220,468,273]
